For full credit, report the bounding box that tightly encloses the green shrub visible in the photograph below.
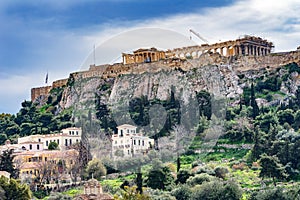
[249,188,288,200]
[176,169,192,184]
[171,185,191,200]
[191,180,242,200]
[187,173,215,186]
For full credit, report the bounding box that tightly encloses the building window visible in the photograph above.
[120,130,123,137]
[115,141,117,145]
[76,131,78,135]
[45,157,47,162]
[72,131,74,135]
[127,129,129,133]
[57,139,59,144]
[69,139,72,145]
[76,139,79,143]
[37,144,40,150]
[46,141,48,146]
[138,140,141,145]
[134,140,136,145]
[28,158,32,162]
[142,140,144,146]
[128,150,130,155]
[38,139,41,142]
[65,139,68,146]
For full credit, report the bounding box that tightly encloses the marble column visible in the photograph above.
[239,45,243,56]
[232,46,236,56]
[260,48,263,56]
[234,46,239,56]
[245,45,249,55]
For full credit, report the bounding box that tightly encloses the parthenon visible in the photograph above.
[122,35,274,65]
[171,35,274,59]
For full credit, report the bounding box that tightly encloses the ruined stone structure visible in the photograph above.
[30,35,300,102]
[121,36,273,65]
[170,35,274,59]
[122,47,166,64]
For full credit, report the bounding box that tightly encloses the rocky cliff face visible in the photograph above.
[53,54,300,160]
[57,53,300,121]
[59,60,238,116]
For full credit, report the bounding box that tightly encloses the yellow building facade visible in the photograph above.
[14,149,79,184]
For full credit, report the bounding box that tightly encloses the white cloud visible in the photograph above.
[2,0,300,113]
[84,0,300,60]
[0,74,33,113]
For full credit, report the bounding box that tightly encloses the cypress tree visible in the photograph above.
[250,83,259,119]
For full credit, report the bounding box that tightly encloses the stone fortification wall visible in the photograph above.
[52,78,68,88]
[31,78,68,101]
[31,86,51,101]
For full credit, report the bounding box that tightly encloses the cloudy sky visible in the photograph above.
[0,0,300,114]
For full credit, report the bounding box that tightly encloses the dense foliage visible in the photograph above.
[0,176,31,200]
[0,99,73,145]
[2,62,300,199]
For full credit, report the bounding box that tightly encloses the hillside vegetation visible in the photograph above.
[2,62,300,199]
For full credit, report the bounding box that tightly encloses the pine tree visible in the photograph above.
[0,149,19,179]
[259,154,288,186]
[0,176,31,200]
[146,165,174,191]
[136,169,143,194]
[295,85,300,107]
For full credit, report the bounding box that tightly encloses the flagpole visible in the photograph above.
[45,71,48,86]
[93,45,96,65]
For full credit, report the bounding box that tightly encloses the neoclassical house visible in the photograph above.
[111,124,154,159]
[0,127,82,184]
[15,149,79,184]
[17,127,82,151]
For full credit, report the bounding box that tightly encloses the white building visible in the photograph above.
[17,127,82,151]
[111,124,154,159]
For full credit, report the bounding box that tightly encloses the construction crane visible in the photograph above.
[189,29,209,44]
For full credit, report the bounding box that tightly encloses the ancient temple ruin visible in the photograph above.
[171,35,274,59]
[121,36,274,65]
[122,47,166,64]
